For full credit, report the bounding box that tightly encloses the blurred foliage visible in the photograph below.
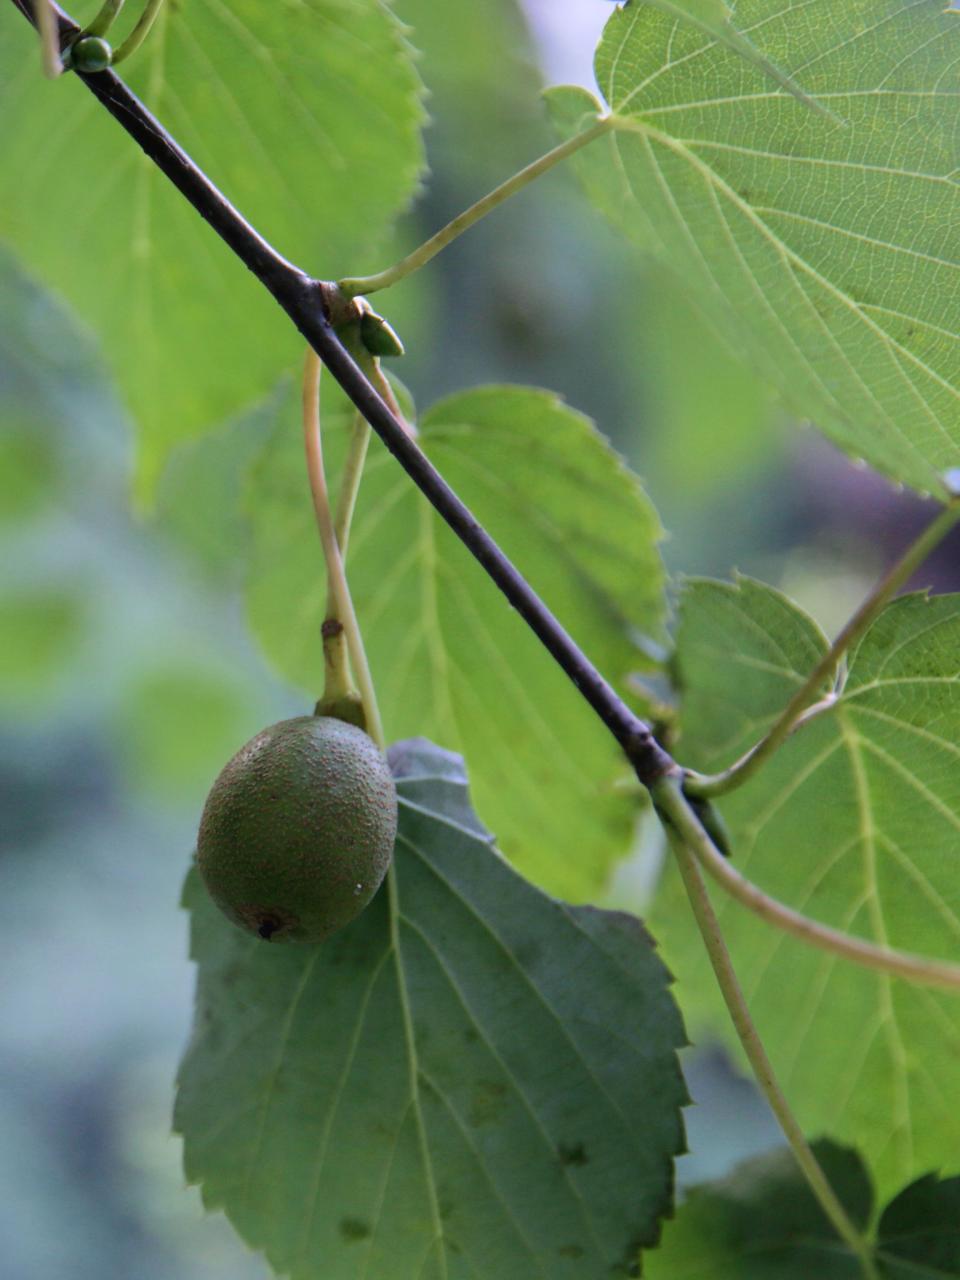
[0,422,58,524]
[0,0,426,494]
[549,0,960,496]
[0,588,87,706]
[111,664,260,804]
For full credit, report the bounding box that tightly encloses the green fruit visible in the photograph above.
[197,715,397,943]
[69,36,113,73]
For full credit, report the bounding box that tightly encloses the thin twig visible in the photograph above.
[685,501,960,800]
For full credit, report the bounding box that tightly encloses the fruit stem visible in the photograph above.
[110,0,164,64]
[303,349,386,749]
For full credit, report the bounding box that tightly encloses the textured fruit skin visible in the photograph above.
[197,716,397,943]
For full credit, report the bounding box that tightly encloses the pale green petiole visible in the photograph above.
[338,117,615,298]
[685,500,960,801]
[656,775,960,989]
[303,350,385,748]
[332,408,370,564]
[84,0,125,38]
[111,0,165,65]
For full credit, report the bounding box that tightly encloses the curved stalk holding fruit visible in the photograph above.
[302,348,385,748]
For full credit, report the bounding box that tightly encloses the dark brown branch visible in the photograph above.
[9,0,676,784]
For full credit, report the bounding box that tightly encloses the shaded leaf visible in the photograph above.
[175,737,688,1279]
[649,1136,960,1277]
[547,1,960,494]
[646,1140,872,1279]
[0,0,425,492]
[879,1172,960,1276]
[655,581,960,1195]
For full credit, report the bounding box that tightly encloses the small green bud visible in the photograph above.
[69,36,113,73]
[359,309,405,359]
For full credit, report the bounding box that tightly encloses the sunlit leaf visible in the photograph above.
[0,0,425,493]
[656,580,960,1196]
[547,1,960,494]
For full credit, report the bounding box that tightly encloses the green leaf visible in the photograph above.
[0,1,425,494]
[879,1172,960,1276]
[640,0,827,115]
[646,1140,873,1279]
[546,1,960,495]
[175,737,688,1280]
[648,1137,960,1278]
[183,379,666,900]
[395,0,545,177]
[636,268,781,498]
[656,581,960,1196]
[157,391,279,584]
[670,575,831,770]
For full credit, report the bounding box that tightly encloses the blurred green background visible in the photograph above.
[3,2,958,1276]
